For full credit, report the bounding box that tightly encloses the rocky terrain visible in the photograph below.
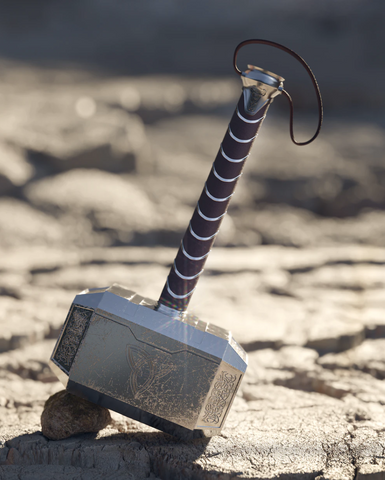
[0,40,385,479]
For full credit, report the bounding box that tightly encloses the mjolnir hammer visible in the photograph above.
[49,40,322,439]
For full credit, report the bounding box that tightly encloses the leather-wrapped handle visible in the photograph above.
[158,91,270,312]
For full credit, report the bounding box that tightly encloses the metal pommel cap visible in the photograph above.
[241,65,284,115]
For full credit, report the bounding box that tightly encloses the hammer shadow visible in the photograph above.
[1,429,210,466]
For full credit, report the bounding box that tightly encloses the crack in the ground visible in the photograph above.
[23,257,385,279]
[288,259,385,276]
[344,427,359,480]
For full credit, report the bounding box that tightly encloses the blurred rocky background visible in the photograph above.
[1,1,385,479]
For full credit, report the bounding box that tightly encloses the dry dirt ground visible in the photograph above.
[0,65,385,479]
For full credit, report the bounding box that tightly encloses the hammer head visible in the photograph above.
[50,284,247,440]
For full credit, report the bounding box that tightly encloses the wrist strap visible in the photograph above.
[233,39,323,146]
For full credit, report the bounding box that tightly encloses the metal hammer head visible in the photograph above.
[50,284,247,440]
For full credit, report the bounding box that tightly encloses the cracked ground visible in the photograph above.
[0,58,385,479]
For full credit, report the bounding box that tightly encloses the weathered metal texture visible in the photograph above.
[50,284,247,440]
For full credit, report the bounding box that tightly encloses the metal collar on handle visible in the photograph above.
[233,39,323,146]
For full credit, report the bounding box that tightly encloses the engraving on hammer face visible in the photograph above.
[202,371,237,424]
[126,345,176,399]
[54,306,93,373]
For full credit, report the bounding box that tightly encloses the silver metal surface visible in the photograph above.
[50,284,247,439]
[242,65,284,115]
[242,65,284,87]
[156,303,184,319]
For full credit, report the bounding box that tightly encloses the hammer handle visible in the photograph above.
[158,91,270,311]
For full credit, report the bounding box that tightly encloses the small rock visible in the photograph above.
[41,390,111,440]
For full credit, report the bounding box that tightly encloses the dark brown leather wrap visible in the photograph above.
[158,92,270,311]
